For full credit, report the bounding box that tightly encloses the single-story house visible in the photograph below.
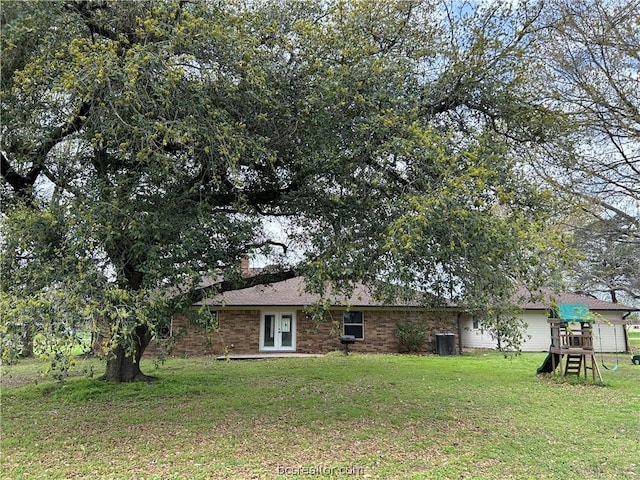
[145,278,636,358]
[145,276,461,358]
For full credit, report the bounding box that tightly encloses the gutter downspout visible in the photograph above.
[456,311,464,355]
[622,311,632,353]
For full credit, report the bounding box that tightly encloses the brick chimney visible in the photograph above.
[240,256,250,278]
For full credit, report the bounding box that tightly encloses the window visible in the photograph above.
[343,311,364,339]
[472,317,480,330]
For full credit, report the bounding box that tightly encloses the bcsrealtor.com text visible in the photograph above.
[277,465,365,476]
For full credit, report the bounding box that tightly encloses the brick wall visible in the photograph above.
[144,309,262,358]
[144,308,459,357]
[294,309,454,354]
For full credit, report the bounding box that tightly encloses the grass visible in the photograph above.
[629,331,640,350]
[2,352,639,479]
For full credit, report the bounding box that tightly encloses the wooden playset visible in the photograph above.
[536,304,603,382]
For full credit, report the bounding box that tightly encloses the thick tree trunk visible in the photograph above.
[101,325,156,383]
[99,252,155,382]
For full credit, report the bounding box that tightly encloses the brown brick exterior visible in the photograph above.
[144,308,459,357]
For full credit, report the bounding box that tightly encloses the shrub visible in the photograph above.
[394,321,426,353]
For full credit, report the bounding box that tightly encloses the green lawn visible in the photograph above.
[2,352,639,479]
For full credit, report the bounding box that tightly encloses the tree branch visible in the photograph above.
[1,102,90,200]
[191,269,297,303]
[1,151,41,199]
[246,240,289,254]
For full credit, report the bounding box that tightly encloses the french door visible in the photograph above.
[260,312,296,351]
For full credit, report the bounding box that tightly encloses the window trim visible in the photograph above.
[343,311,364,340]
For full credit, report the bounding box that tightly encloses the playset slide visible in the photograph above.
[536,349,561,374]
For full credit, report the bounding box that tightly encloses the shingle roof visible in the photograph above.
[515,287,636,311]
[199,276,433,308]
[197,277,637,312]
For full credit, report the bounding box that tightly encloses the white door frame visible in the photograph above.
[260,311,296,352]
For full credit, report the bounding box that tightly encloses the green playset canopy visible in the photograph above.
[550,303,591,322]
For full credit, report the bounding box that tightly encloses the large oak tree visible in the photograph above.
[1,0,566,381]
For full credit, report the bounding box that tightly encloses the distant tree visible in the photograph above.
[568,212,639,303]
[1,0,567,381]
[538,0,640,304]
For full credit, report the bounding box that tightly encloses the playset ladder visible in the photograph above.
[564,354,582,376]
